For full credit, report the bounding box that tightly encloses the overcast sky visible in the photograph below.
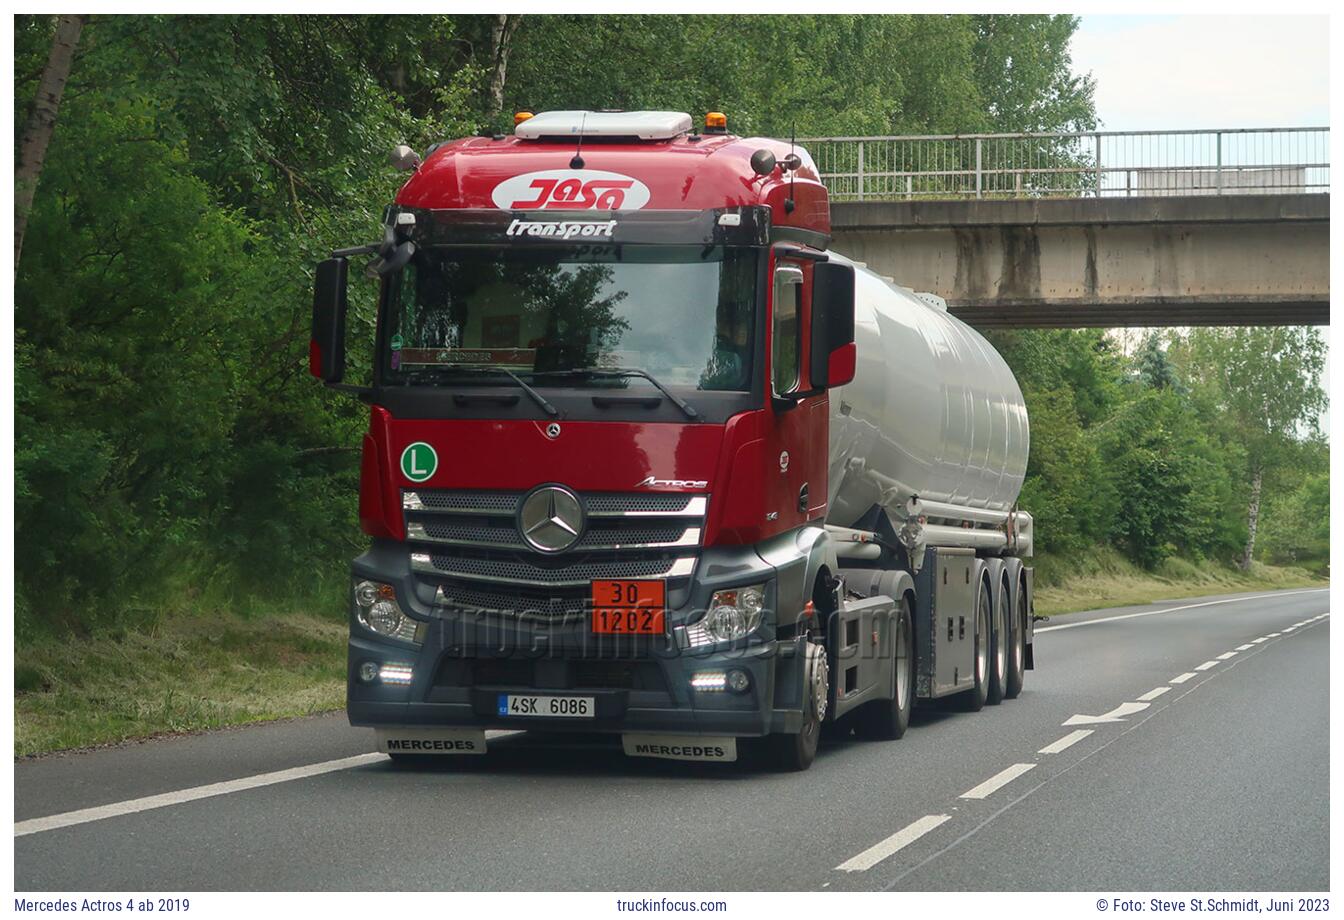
[1070,15,1329,131]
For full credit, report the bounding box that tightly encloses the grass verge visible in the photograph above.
[1032,548,1327,617]
[15,611,346,758]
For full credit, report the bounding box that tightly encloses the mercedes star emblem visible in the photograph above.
[518,485,584,553]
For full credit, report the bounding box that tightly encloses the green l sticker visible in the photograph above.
[400,442,438,483]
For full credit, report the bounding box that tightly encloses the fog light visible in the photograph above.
[358,661,379,683]
[690,671,727,692]
[379,663,414,685]
[726,669,751,693]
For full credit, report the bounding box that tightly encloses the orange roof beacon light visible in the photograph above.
[704,112,728,134]
[514,111,535,126]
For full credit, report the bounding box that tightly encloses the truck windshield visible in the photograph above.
[382,245,758,391]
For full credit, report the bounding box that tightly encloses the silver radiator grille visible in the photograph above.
[402,488,707,618]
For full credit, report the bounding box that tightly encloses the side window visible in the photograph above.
[772,264,803,395]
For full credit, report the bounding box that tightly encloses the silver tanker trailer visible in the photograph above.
[814,254,1035,740]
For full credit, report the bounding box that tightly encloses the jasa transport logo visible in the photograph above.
[491,169,651,210]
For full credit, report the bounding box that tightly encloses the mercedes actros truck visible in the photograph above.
[310,110,1035,771]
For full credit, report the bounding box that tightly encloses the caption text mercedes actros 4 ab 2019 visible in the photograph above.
[310,110,1035,771]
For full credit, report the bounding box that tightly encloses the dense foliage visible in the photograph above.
[13,15,1324,639]
[988,328,1327,574]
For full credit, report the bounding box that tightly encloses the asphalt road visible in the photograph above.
[14,587,1329,892]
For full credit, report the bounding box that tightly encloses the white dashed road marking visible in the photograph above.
[1253,637,1268,643]
[1236,644,1253,651]
[1063,701,1150,726]
[1216,652,1238,660]
[1039,730,1094,754]
[1136,686,1171,702]
[1171,672,1197,683]
[835,815,952,872]
[960,763,1036,800]
[1194,661,1219,671]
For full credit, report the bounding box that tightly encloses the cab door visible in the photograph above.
[760,252,829,534]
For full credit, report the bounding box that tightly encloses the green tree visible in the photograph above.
[1173,328,1327,570]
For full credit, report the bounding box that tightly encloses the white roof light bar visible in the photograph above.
[515,110,693,140]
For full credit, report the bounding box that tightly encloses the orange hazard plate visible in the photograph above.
[591,580,667,634]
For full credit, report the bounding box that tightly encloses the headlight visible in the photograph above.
[353,579,421,644]
[696,584,767,643]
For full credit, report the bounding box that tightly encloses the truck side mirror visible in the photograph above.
[810,261,856,388]
[310,257,349,383]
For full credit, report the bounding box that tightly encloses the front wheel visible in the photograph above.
[765,642,827,771]
[855,597,915,740]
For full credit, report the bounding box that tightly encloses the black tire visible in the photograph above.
[986,580,1009,706]
[956,581,991,712]
[1005,579,1027,699]
[855,597,915,740]
[766,643,826,771]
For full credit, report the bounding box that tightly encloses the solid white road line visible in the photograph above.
[1216,651,1238,660]
[1039,729,1094,754]
[1033,588,1327,634]
[835,815,952,872]
[17,730,525,838]
[1171,672,1197,683]
[1136,686,1171,702]
[15,753,385,837]
[960,763,1037,800]
[1194,660,1219,671]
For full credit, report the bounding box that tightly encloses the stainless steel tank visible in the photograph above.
[826,253,1030,528]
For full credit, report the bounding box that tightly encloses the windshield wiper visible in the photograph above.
[532,367,700,421]
[414,365,559,418]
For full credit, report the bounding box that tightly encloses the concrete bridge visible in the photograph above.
[806,128,1329,328]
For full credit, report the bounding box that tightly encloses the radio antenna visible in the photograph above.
[570,112,587,169]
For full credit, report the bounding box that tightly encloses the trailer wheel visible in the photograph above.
[855,596,914,740]
[987,581,1009,706]
[956,581,991,712]
[1005,580,1027,699]
[766,642,826,771]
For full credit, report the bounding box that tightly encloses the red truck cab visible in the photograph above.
[312,110,859,770]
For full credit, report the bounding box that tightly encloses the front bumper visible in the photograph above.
[346,542,809,738]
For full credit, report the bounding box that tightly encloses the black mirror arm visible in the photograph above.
[771,387,824,412]
[332,243,380,258]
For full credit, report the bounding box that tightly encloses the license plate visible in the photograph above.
[497,694,595,719]
[591,579,666,634]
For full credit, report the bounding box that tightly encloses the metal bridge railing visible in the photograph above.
[799,127,1330,201]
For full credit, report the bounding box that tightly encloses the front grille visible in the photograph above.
[435,581,590,617]
[404,488,707,620]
